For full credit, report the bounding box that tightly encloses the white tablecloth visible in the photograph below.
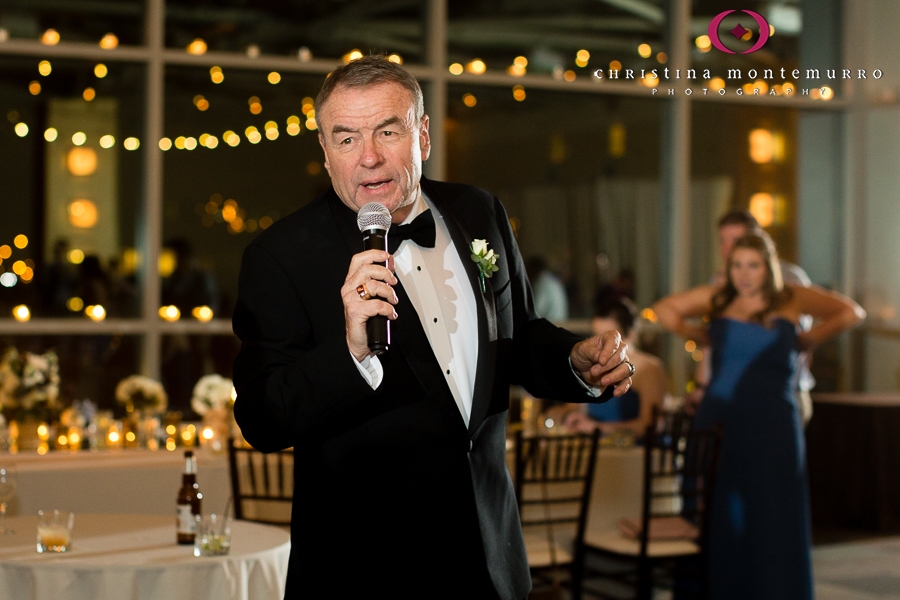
[0,514,290,600]
[1,449,231,517]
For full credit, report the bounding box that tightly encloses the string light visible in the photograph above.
[267,71,281,84]
[210,66,224,84]
[184,137,198,150]
[99,33,118,49]
[159,138,173,151]
[72,132,86,145]
[41,29,60,45]
[123,137,140,150]
[187,38,207,55]
[29,81,41,95]
[448,63,463,75]
[99,135,115,148]
[83,88,96,101]
[15,123,29,137]
[38,61,52,76]
[44,128,57,142]
[94,64,108,78]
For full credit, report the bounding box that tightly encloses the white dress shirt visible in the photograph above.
[352,193,603,425]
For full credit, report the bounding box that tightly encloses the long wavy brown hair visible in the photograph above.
[709,233,791,323]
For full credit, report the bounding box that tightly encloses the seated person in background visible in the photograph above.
[563,298,667,437]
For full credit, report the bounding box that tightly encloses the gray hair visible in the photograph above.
[315,55,425,133]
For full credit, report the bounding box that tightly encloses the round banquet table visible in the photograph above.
[0,514,290,600]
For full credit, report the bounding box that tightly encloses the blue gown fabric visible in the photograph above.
[587,388,640,422]
[693,317,813,600]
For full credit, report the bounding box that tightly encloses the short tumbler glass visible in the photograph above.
[193,513,232,557]
[37,510,75,553]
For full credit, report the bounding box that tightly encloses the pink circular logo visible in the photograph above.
[708,10,771,54]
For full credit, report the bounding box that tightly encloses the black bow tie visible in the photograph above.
[388,209,436,254]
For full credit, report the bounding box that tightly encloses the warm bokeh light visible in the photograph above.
[192,306,214,321]
[67,297,84,312]
[507,64,526,76]
[641,74,658,88]
[166,439,177,451]
[749,193,776,227]
[709,77,726,91]
[69,432,81,445]
[174,136,186,150]
[21,267,33,282]
[37,424,49,439]
[83,87,96,101]
[184,137,197,150]
[514,56,528,68]
[576,49,590,65]
[68,199,99,228]
[268,71,281,84]
[125,432,136,443]
[388,54,402,64]
[696,35,711,52]
[182,430,193,442]
[99,134,115,149]
[159,305,181,321]
[14,123,28,137]
[41,29,60,45]
[245,126,261,144]
[224,131,240,146]
[466,59,486,74]
[187,38,207,55]
[692,349,704,362]
[159,137,172,151]
[821,86,834,100]
[124,137,139,150]
[638,44,652,58]
[656,52,668,64]
[38,60,52,76]
[0,246,10,259]
[86,304,106,321]
[266,128,279,140]
[108,431,120,443]
[94,64,108,78]
[29,81,41,95]
[202,427,214,440]
[342,49,363,64]
[210,66,224,84]
[609,60,622,71]
[641,308,657,323]
[68,249,85,264]
[72,132,87,146]
[563,70,576,82]
[512,85,526,101]
[99,33,118,49]
[260,216,273,229]
[307,162,321,176]
[205,135,218,149]
[305,118,317,131]
[462,93,477,107]
[195,97,209,111]
[13,305,30,322]
[783,82,795,94]
[749,129,777,164]
[67,148,97,176]
[448,63,463,75]
[12,261,26,276]
[685,340,697,353]
[287,123,301,136]
[14,235,28,249]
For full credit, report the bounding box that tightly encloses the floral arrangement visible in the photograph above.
[0,348,62,421]
[191,374,234,416]
[115,375,167,414]
[60,399,97,429]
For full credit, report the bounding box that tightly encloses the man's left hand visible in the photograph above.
[570,330,633,396]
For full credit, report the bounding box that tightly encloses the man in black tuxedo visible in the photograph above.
[232,56,634,600]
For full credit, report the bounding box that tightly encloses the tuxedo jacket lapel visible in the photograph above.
[328,191,467,431]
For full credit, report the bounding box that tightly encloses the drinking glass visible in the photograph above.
[193,513,232,557]
[36,510,75,553]
[0,467,17,535]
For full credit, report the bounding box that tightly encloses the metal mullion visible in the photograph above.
[139,0,165,379]
[0,41,150,62]
[425,0,447,181]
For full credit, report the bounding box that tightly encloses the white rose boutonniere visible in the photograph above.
[469,239,499,292]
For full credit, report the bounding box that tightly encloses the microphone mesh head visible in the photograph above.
[357,202,392,232]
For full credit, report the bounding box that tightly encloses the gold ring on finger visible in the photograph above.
[356,284,371,301]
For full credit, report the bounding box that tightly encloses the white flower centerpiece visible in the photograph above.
[115,375,167,416]
[0,348,63,450]
[191,374,235,452]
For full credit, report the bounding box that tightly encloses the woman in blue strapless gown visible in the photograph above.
[653,233,865,600]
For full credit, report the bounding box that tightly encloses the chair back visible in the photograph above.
[514,429,601,566]
[227,438,293,526]
[636,423,722,559]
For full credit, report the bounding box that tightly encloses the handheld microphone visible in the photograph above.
[356,202,392,355]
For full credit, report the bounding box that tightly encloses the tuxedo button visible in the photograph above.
[468,439,473,452]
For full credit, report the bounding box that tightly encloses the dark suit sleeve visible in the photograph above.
[492,196,609,403]
[231,242,376,452]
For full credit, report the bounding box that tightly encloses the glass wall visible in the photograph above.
[0,0,861,398]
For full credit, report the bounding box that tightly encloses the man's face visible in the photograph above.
[317,82,430,223]
[718,223,750,264]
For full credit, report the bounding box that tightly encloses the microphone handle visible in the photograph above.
[362,227,390,354]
